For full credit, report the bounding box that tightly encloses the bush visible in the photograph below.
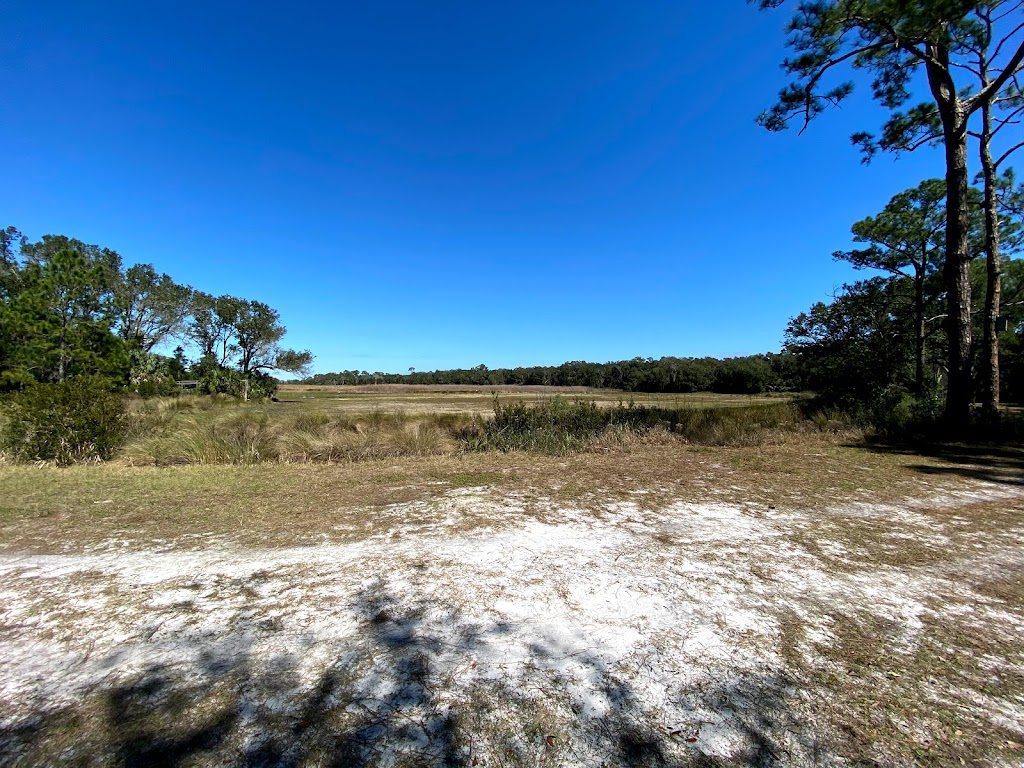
[483,398,609,453]
[1,376,128,464]
[197,368,278,400]
[128,350,184,398]
[476,397,802,454]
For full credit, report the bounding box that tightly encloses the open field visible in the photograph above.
[276,384,794,415]
[107,390,803,466]
[1,390,1023,766]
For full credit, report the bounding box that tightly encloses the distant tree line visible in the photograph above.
[0,227,312,398]
[300,353,797,395]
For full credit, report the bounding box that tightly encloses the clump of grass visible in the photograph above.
[663,402,802,445]
[125,410,278,465]
[124,393,236,438]
[290,409,335,434]
[474,397,802,454]
[125,401,468,465]
[120,395,807,464]
[362,409,409,430]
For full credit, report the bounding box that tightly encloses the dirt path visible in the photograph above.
[2,483,1023,766]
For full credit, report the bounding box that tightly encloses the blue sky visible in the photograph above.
[1,1,950,374]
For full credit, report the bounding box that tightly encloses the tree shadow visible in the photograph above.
[852,438,1024,486]
[0,576,811,767]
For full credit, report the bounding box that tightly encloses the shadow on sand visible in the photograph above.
[0,577,807,767]
[853,439,1024,486]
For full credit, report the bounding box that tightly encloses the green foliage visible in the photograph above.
[1,248,130,389]
[840,179,950,275]
[189,293,313,376]
[477,397,802,454]
[864,385,945,437]
[113,263,192,352]
[128,350,185,398]
[756,0,1024,428]
[754,2,1018,146]
[197,367,278,400]
[1,226,309,409]
[1,376,128,464]
[301,354,791,394]
[484,398,608,453]
[785,278,916,408]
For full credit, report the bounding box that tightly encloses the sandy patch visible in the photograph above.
[1,486,1022,766]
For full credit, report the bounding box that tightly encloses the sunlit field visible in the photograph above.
[276,383,794,413]
[1,388,1023,766]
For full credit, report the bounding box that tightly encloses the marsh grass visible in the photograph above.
[108,394,811,465]
[479,397,803,454]
[122,398,482,465]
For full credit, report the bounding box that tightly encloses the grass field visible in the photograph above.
[275,383,793,414]
[1,388,1022,766]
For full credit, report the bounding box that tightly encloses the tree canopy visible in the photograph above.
[755,0,1024,429]
[0,228,313,396]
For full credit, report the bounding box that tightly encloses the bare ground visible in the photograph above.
[1,439,1023,766]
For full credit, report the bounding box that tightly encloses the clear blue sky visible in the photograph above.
[1,1,949,374]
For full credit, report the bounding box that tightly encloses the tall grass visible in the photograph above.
[123,399,474,465]
[117,394,807,465]
[477,397,802,454]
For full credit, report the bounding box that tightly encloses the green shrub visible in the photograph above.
[132,377,181,398]
[1,376,128,464]
[473,397,802,454]
[197,368,278,400]
[483,398,610,454]
[128,350,184,398]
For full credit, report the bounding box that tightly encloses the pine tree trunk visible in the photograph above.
[980,101,1001,421]
[914,263,925,397]
[942,109,973,433]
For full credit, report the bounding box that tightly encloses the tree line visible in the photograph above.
[784,177,1024,419]
[0,228,312,397]
[300,354,794,394]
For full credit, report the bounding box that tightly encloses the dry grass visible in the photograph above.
[0,429,990,554]
[276,384,794,415]
[282,383,607,394]
[120,397,479,466]
[2,412,1023,766]
[106,392,810,466]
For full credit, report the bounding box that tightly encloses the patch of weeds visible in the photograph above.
[470,397,805,455]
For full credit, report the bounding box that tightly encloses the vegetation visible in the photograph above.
[0,226,314,459]
[301,353,794,394]
[111,393,807,466]
[785,179,1024,425]
[0,226,312,395]
[478,397,801,454]
[756,0,1024,429]
[1,375,127,465]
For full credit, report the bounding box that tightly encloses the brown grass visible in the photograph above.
[0,430,989,554]
[275,385,793,414]
[2,411,1023,767]
[281,383,607,394]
